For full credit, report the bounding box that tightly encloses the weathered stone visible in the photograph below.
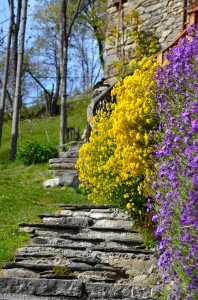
[85,283,133,298]
[162,29,173,38]
[92,219,133,229]
[49,162,75,170]
[58,151,79,158]
[76,271,117,282]
[0,278,82,297]
[0,268,39,279]
[59,170,79,188]
[41,216,92,228]
[104,257,156,274]
[132,286,152,299]
[43,178,61,188]
[0,205,158,299]
[105,0,183,78]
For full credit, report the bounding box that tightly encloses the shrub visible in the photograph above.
[153,25,198,299]
[76,57,158,229]
[17,141,57,165]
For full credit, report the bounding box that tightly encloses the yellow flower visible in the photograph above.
[124,193,129,199]
[126,203,132,210]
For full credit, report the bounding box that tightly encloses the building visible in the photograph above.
[104,0,197,80]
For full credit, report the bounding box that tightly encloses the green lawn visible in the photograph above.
[0,98,90,266]
[0,98,91,164]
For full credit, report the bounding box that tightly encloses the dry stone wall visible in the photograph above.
[105,0,184,79]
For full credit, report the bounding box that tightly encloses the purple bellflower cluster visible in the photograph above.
[153,25,198,299]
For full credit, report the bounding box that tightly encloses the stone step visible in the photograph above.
[0,278,158,299]
[0,204,158,299]
[49,162,75,170]
[49,157,77,164]
[15,243,153,254]
[30,236,145,252]
[59,204,112,210]
[44,210,128,220]
[38,215,94,227]
[2,261,124,275]
[15,245,154,263]
[19,222,81,234]
[59,234,143,246]
[0,278,83,298]
[59,151,79,158]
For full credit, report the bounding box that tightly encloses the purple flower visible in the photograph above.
[153,24,198,299]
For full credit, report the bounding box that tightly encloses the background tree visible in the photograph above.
[81,0,107,70]
[0,0,14,148]
[71,27,102,91]
[30,0,61,115]
[10,0,28,161]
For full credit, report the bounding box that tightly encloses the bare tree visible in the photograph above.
[10,0,28,161]
[59,0,84,148]
[10,0,22,102]
[0,0,14,148]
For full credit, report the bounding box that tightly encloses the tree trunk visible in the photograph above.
[59,0,67,148]
[51,64,60,116]
[0,0,14,148]
[10,0,22,103]
[10,0,28,161]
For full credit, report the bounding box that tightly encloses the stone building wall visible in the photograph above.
[105,0,184,80]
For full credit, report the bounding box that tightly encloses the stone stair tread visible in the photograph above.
[59,151,79,158]
[0,278,83,297]
[39,216,93,228]
[0,278,158,299]
[88,226,137,233]
[59,204,112,210]
[60,234,105,242]
[0,296,72,300]
[2,262,124,274]
[60,234,143,245]
[49,158,77,164]
[49,163,75,170]
[89,246,154,254]
[15,242,149,254]
[19,222,81,230]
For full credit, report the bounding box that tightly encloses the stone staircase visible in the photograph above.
[43,141,85,189]
[0,204,158,299]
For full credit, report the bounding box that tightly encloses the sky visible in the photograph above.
[0,0,9,32]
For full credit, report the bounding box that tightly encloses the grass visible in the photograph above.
[0,97,90,266]
[0,97,91,164]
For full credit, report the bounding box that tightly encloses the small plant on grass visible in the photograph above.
[52,267,73,276]
[17,141,57,165]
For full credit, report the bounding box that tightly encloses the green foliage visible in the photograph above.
[52,267,73,276]
[17,141,57,165]
[139,226,156,249]
[111,9,160,75]
[128,271,137,280]
[124,9,161,59]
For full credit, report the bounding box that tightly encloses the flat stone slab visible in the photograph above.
[49,163,75,170]
[85,283,158,299]
[39,216,93,228]
[0,278,82,297]
[92,219,133,229]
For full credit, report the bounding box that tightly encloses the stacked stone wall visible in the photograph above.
[105,0,184,79]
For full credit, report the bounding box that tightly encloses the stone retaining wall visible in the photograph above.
[105,0,184,78]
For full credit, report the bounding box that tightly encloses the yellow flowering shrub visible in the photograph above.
[76,57,158,225]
